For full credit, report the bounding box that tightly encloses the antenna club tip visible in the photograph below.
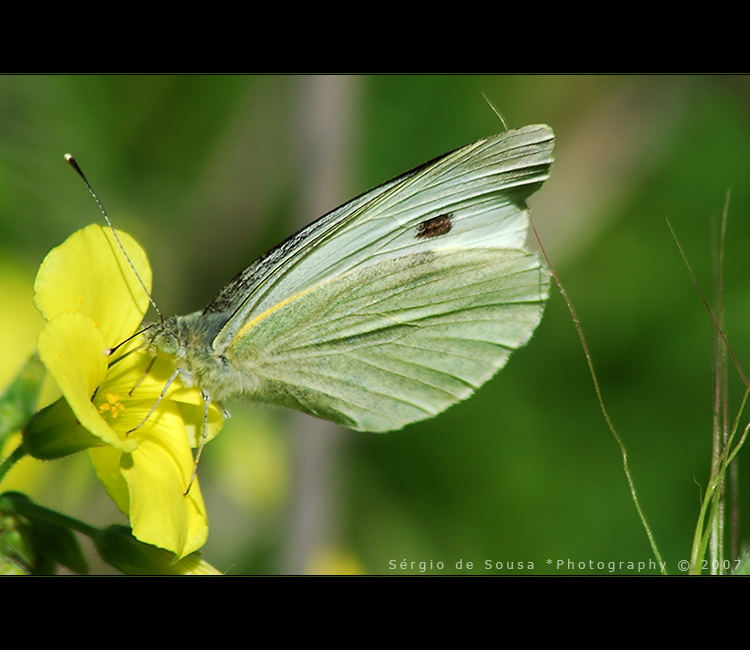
[64,153,87,181]
[65,153,81,172]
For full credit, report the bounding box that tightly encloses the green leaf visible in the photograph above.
[29,517,88,575]
[22,397,102,459]
[0,492,88,575]
[1,505,34,575]
[94,525,220,575]
[0,354,46,442]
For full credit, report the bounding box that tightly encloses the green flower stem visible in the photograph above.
[689,387,750,574]
[530,216,665,573]
[0,491,100,539]
[0,444,26,485]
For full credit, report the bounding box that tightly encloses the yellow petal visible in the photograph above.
[34,224,152,347]
[37,313,136,452]
[120,405,208,558]
[90,446,130,514]
[173,554,223,575]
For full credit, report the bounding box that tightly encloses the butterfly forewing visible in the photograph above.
[210,124,554,355]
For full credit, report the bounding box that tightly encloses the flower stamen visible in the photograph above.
[98,393,126,419]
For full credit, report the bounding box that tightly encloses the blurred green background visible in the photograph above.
[2,74,750,575]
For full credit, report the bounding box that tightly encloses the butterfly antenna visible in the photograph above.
[481,92,509,132]
[64,153,163,321]
[105,323,156,358]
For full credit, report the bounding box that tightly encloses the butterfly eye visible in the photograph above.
[416,213,453,239]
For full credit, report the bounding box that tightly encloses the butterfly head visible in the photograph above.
[144,315,183,357]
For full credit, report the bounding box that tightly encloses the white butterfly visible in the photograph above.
[147,124,554,433]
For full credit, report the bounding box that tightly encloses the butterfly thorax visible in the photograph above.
[144,311,259,401]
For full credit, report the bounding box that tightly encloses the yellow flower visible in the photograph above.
[25,225,223,559]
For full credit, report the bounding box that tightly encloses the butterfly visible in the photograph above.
[142,124,554,442]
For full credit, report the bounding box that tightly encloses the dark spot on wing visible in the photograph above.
[416,213,453,239]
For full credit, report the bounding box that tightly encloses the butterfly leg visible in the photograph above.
[126,367,180,435]
[184,389,211,496]
[128,354,157,397]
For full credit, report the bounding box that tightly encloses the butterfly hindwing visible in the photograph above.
[225,247,549,431]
